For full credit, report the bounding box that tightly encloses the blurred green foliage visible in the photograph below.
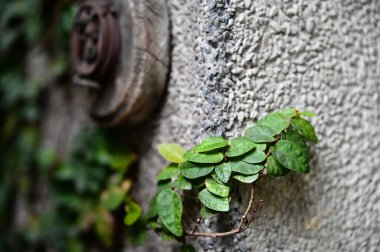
[0,0,144,251]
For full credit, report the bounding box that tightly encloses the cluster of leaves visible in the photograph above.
[147,108,317,239]
[51,128,141,251]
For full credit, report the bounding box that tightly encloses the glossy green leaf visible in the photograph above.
[229,160,264,175]
[242,149,266,164]
[300,110,316,117]
[215,163,232,183]
[257,112,290,133]
[233,173,259,183]
[291,117,318,143]
[196,136,228,152]
[157,189,183,237]
[283,129,309,158]
[198,189,229,212]
[270,140,309,173]
[255,143,267,151]
[205,177,230,197]
[179,162,214,179]
[200,207,218,219]
[226,137,256,157]
[124,200,142,225]
[211,171,225,184]
[245,112,290,143]
[265,156,289,177]
[171,175,192,190]
[156,164,179,181]
[157,143,185,163]
[184,147,224,164]
[245,125,276,143]
[101,187,125,210]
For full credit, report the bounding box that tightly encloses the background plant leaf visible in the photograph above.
[124,200,142,226]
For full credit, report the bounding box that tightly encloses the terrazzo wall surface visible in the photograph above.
[127,0,380,251]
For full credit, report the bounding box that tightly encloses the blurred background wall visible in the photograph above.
[1,0,379,251]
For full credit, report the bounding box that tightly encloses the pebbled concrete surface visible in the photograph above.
[129,0,380,251]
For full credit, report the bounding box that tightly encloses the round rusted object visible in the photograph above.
[71,0,121,81]
[90,0,170,126]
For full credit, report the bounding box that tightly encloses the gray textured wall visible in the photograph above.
[39,0,380,251]
[130,0,380,251]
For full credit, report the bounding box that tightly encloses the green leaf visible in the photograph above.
[229,160,264,175]
[159,229,175,241]
[255,143,267,151]
[300,110,316,117]
[124,201,142,226]
[179,162,214,179]
[279,108,297,118]
[205,177,230,197]
[265,156,289,177]
[245,112,290,143]
[181,245,196,252]
[146,193,159,219]
[283,129,309,158]
[157,189,183,237]
[211,171,225,184]
[245,125,276,143]
[156,164,179,181]
[196,136,228,152]
[233,173,259,183]
[200,207,218,219]
[198,189,229,212]
[226,137,256,157]
[108,152,135,173]
[157,143,185,163]
[215,163,232,183]
[184,148,223,164]
[291,118,318,143]
[101,187,125,210]
[270,140,310,173]
[257,112,290,133]
[242,149,266,164]
[171,175,192,190]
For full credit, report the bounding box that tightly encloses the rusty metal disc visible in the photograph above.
[70,0,121,81]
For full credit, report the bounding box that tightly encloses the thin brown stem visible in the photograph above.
[186,183,263,238]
